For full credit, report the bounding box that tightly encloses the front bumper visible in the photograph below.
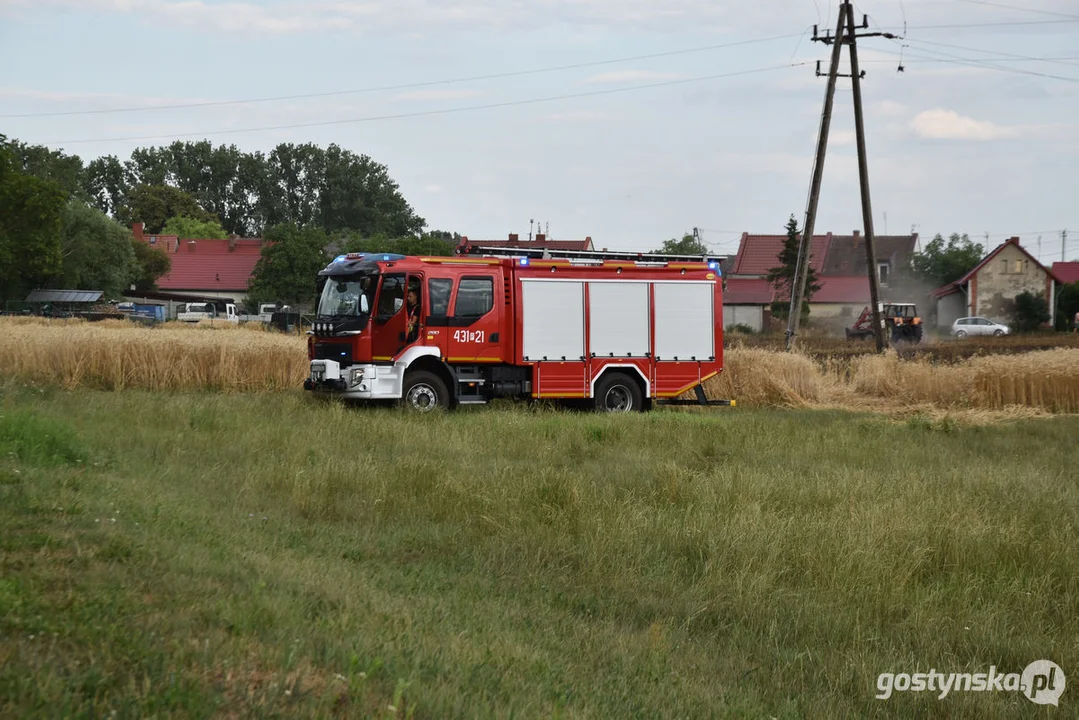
[303,360,405,400]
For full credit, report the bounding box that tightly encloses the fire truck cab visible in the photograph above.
[304,245,727,412]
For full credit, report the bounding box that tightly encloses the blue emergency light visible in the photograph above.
[519,257,530,266]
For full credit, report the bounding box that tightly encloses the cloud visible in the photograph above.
[0,0,738,34]
[424,184,443,193]
[392,89,484,102]
[0,86,208,108]
[831,130,856,146]
[14,0,1071,35]
[911,109,1019,141]
[536,110,612,123]
[874,100,906,117]
[581,70,687,85]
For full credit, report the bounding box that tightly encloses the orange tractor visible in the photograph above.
[845,302,923,343]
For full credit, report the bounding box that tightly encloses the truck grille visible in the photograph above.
[313,342,353,366]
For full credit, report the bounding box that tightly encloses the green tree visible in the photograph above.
[319,144,425,236]
[59,201,137,298]
[766,214,821,321]
[654,232,709,256]
[130,238,172,292]
[247,223,330,307]
[0,139,66,301]
[161,215,228,240]
[911,233,984,287]
[84,154,130,217]
[125,146,172,187]
[117,184,220,234]
[1056,281,1079,332]
[341,232,455,257]
[162,140,264,236]
[5,139,87,200]
[260,142,325,229]
[1012,290,1050,333]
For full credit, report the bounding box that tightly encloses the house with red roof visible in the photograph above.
[931,237,1061,330]
[125,222,266,315]
[725,229,918,331]
[1052,261,1079,286]
[455,232,594,255]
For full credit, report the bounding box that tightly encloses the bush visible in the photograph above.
[1012,291,1050,333]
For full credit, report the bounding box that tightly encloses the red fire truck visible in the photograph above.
[303,243,730,412]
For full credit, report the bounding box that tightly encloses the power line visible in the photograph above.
[875,18,1078,30]
[897,42,1079,82]
[863,55,1079,64]
[861,13,1079,84]
[47,63,808,146]
[906,37,1079,68]
[0,33,805,120]
[950,0,1079,21]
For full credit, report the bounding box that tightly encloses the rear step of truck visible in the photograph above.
[455,367,488,405]
[656,385,736,407]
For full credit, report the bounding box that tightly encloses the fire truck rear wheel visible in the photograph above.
[594,372,643,413]
[401,371,449,413]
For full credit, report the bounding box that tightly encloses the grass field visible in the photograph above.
[2,383,1077,718]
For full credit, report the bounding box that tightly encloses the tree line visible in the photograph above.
[0,135,453,306]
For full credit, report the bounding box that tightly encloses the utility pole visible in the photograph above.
[1064,229,1068,262]
[846,5,887,352]
[786,3,848,351]
[787,0,896,352]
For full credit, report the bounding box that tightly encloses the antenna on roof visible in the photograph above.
[529,218,534,242]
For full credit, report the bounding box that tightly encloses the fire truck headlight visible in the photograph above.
[349,368,364,388]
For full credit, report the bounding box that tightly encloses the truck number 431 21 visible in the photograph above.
[453,330,485,344]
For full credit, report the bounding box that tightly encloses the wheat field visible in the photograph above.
[2,317,1078,413]
[0,317,306,391]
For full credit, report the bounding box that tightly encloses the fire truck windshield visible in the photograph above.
[317,276,376,318]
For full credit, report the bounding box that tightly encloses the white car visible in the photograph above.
[951,316,1010,338]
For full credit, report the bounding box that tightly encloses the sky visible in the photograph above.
[1,0,1078,262]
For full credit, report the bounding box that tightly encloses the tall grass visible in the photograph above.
[0,318,305,391]
[3,317,1078,412]
[849,348,1079,412]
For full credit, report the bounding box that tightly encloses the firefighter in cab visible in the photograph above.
[406,280,422,343]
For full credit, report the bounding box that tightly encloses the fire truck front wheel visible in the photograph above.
[594,372,643,413]
[401,371,449,413]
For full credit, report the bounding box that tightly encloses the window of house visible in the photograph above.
[1014,259,1023,274]
[878,262,890,286]
[455,277,493,317]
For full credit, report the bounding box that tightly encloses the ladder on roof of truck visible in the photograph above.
[458,244,725,267]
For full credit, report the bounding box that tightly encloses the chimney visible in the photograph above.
[508,233,519,242]
[228,235,237,252]
[132,222,144,241]
[853,229,860,238]
[187,239,197,253]
[535,233,546,243]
